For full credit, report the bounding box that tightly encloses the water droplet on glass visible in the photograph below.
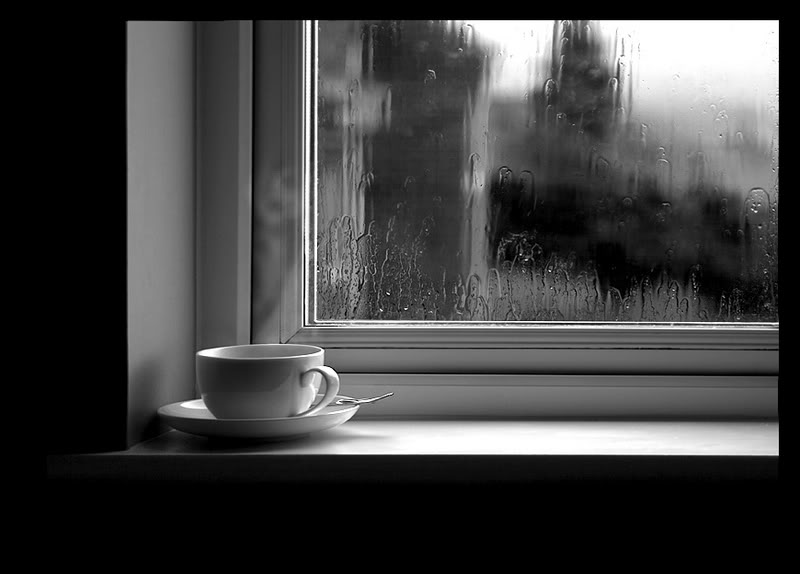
[595,156,610,179]
[544,78,557,104]
[498,166,514,188]
[744,187,770,230]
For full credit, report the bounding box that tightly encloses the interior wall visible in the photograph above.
[126,21,196,446]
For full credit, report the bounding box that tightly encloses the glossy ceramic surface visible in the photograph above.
[196,343,339,419]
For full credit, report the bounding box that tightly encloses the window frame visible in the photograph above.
[242,20,778,418]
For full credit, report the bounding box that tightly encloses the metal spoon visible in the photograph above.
[335,392,394,406]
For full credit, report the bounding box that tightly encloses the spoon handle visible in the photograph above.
[336,392,394,405]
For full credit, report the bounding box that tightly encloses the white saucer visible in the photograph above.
[157,396,360,441]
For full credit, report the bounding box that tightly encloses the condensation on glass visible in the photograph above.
[312,20,778,323]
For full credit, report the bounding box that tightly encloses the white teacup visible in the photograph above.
[196,344,340,419]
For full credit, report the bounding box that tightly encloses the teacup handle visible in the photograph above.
[297,365,340,417]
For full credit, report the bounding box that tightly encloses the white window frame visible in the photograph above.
[205,20,777,418]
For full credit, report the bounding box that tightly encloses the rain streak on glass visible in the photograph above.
[314,20,778,322]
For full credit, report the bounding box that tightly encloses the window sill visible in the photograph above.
[47,419,778,484]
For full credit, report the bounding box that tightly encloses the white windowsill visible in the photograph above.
[48,419,778,484]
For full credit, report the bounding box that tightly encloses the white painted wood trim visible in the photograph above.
[236,21,253,345]
[320,347,776,375]
[281,20,307,343]
[338,374,777,418]
[251,20,306,345]
[289,324,778,349]
[196,21,253,350]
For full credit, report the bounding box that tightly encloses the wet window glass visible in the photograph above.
[312,20,778,323]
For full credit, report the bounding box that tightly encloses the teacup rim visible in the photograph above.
[197,343,324,360]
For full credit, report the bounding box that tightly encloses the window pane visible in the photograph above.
[312,20,778,323]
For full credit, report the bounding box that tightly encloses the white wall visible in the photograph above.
[126,21,196,446]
